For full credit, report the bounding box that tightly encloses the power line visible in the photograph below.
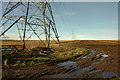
[52,2,69,28]
[1,1,60,49]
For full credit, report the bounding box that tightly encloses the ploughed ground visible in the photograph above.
[2,40,120,79]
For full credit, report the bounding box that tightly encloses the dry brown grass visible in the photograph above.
[1,40,58,50]
[1,40,119,50]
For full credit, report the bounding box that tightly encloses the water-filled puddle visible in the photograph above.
[81,50,96,59]
[96,53,109,58]
[57,61,78,69]
[101,54,109,57]
[81,50,109,65]
[42,65,92,78]
[42,50,112,78]
[89,70,102,73]
[96,72,120,78]
[81,56,88,59]
[97,54,109,58]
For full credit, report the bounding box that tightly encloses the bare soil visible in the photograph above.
[1,40,120,79]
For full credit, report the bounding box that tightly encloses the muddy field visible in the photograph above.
[1,40,120,79]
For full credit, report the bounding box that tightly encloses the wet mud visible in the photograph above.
[2,40,120,79]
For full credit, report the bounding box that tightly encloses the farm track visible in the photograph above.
[2,40,120,79]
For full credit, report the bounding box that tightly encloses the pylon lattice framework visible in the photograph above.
[0,1,60,50]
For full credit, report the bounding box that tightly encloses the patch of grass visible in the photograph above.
[35,57,50,61]
[10,47,89,67]
[39,52,47,56]
[49,48,88,60]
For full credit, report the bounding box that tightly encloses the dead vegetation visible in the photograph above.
[2,42,89,68]
[2,40,119,79]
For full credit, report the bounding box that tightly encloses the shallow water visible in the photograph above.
[57,61,78,69]
[42,50,112,78]
[81,50,96,59]
[42,65,92,78]
[89,70,102,73]
[41,60,93,78]
[96,54,109,58]
[101,54,109,58]
[97,72,120,78]
[81,56,87,59]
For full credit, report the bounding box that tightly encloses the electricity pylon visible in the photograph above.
[72,29,76,40]
[0,1,60,50]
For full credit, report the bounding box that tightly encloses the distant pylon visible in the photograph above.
[72,29,76,40]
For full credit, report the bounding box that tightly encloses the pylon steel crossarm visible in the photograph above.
[0,1,60,50]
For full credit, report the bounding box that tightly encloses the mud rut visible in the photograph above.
[3,48,119,79]
[39,49,119,78]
